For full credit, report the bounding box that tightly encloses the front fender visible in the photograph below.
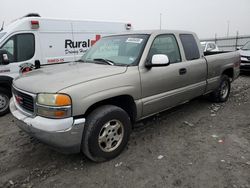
[77,86,140,116]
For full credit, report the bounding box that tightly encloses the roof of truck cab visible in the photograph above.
[201,41,216,44]
[104,30,196,36]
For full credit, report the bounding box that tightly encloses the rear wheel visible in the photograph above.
[82,105,131,162]
[209,75,231,103]
[0,88,11,116]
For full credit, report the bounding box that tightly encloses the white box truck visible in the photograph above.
[0,13,132,116]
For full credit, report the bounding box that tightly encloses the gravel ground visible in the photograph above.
[0,75,250,188]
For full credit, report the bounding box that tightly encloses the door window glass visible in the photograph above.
[16,34,35,62]
[148,35,181,63]
[0,33,35,63]
[1,38,14,62]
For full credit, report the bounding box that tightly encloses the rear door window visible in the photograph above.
[180,34,200,60]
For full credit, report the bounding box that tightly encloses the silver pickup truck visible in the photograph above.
[10,30,240,162]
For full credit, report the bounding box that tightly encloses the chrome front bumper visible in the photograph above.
[240,62,250,71]
[10,98,85,154]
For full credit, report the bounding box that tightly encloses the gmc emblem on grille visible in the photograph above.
[15,95,23,105]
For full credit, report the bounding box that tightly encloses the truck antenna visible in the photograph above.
[0,21,4,31]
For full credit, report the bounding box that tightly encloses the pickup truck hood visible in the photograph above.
[239,50,250,57]
[14,62,127,93]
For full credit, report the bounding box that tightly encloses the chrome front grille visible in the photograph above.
[241,56,250,62]
[12,87,35,114]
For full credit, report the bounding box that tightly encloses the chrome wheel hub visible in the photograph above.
[0,94,9,112]
[98,120,124,152]
[220,81,229,99]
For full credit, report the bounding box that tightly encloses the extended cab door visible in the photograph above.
[139,33,207,117]
[178,34,207,97]
[0,33,37,78]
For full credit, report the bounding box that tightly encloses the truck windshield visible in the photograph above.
[242,41,250,50]
[81,34,149,66]
[0,32,6,40]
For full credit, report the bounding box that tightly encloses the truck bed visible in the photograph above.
[204,51,233,56]
[204,50,240,92]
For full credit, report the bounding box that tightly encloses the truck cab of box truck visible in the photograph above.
[0,13,132,116]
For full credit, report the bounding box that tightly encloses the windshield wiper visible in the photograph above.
[93,58,114,65]
[76,59,85,62]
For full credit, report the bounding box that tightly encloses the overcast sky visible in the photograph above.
[1,0,250,39]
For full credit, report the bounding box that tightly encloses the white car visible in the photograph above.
[239,41,250,71]
[200,41,219,52]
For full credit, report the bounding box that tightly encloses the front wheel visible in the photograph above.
[82,105,131,162]
[209,75,231,103]
[0,88,11,116]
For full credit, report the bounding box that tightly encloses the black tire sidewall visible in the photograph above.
[83,105,131,162]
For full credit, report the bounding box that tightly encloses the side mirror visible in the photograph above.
[35,60,41,69]
[0,49,10,65]
[146,54,170,68]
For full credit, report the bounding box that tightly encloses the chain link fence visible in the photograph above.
[201,34,250,51]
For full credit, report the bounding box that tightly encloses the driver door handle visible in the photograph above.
[179,68,187,75]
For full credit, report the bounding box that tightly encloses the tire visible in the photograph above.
[82,105,132,162]
[209,75,231,103]
[0,87,11,116]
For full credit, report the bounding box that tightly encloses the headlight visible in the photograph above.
[37,93,72,119]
